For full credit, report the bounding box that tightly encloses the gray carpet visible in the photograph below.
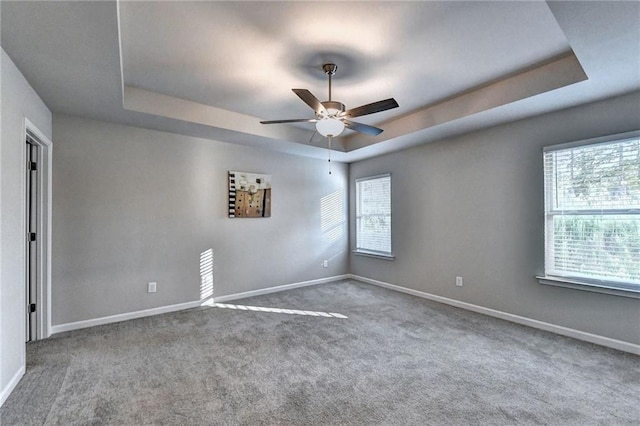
[1,280,638,425]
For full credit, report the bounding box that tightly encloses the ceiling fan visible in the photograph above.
[260,63,399,138]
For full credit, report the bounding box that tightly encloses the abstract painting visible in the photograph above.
[228,171,272,218]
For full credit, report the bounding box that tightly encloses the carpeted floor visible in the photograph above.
[1,280,639,425]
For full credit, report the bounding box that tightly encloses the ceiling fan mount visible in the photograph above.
[260,63,399,138]
[322,63,338,76]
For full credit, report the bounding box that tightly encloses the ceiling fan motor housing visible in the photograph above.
[318,101,345,119]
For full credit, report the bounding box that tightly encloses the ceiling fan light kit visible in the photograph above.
[316,117,345,137]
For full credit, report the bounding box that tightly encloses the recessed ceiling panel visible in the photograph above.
[119,1,570,124]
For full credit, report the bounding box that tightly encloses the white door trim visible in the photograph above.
[24,118,52,339]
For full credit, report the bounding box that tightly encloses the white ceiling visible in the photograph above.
[2,1,639,162]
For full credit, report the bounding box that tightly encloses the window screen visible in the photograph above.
[355,174,392,255]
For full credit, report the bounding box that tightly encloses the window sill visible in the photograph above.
[352,250,395,261]
[537,276,640,299]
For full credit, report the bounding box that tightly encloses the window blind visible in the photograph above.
[543,134,640,289]
[356,174,391,255]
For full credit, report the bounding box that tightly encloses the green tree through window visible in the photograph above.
[543,133,640,291]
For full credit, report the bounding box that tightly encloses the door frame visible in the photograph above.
[24,118,52,340]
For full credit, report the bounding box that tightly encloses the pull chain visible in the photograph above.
[328,136,332,175]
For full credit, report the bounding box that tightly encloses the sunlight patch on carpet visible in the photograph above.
[203,301,348,319]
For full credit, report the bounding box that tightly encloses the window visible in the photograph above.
[355,174,392,258]
[541,131,640,296]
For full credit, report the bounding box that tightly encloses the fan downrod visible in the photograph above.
[323,63,337,101]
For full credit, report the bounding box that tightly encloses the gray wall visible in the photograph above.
[350,91,640,345]
[1,49,52,402]
[52,115,348,325]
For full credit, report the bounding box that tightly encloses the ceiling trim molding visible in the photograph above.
[122,85,350,156]
[345,51,588,152]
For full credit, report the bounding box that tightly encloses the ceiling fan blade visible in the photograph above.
[292,89,328,115]
[260,118,317,124]
[344,120,384,136]
[343,98,399,118]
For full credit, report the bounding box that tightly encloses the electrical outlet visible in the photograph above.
[148,282,157,293]
[323,260,328,268]
[456,276,463,287]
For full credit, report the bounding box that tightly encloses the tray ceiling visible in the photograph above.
[2,1,639,161]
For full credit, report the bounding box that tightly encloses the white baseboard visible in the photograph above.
[213,275,350,303]
[51,275,349,334]
[349,274,640,355]
[51,300,203,334]
[0,365,25,407]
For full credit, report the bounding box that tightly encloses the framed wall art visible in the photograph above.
[228,171,271,218]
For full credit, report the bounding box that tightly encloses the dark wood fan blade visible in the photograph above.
[292,89,328,115]
[344,120,384,136]
[343,98,398,118]
[260,118,317,124]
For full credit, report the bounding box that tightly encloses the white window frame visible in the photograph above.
[538,130,640,299]
[354,173,394,260]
